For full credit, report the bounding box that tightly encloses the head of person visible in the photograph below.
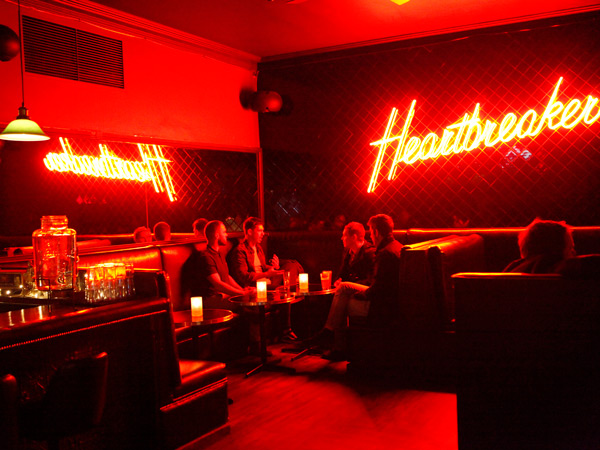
[193,218,208,238]
[153,221,171,241]
[204,220,228,247]
[332,214,347,230]
[133,226,152,243]
[367,214,394,247]
[518,219,575,259]
[243,217,265,245]
[341,222,366,251]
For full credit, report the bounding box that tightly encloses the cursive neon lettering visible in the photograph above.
[516,109,538,138]
[419,133,439,160]
[463,104,483,151]
[560,98,581,128]
[582,96,600,124]
[44,138,177,201]
[402,136,422,165]
[368,77,600,192]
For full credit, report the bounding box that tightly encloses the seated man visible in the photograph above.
[228,217,297,343]
[192,218,208,239]
[189,220,252,306]
[334,221,376,288]
[307,214,403,360]
[153,221,171,241]
[133,226,152,243]
[503,218,575,273]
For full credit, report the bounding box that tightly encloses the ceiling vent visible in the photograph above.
[22,16,124,89]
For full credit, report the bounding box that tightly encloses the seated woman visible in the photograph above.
[503,219,575,273]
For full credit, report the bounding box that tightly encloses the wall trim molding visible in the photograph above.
[261,5,600,64]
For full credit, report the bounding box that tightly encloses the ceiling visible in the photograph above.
[87,0,600,60]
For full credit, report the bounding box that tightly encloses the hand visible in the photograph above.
[243,286,256,295]
[265,269,282,279]
[269,254,280,270]
[334,278,342,288]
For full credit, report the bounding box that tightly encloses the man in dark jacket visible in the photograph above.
[228,217,297,343]
[306,214,403,358]
[334,221,376,287]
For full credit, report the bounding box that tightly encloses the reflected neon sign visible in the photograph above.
[368,77,600,192]
[44,137,177,201]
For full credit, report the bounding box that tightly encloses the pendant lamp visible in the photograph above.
[0,0,49,142]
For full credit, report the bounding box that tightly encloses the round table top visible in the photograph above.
[172,308,234,327]
[228,288,303,307]
[289,282,336,296]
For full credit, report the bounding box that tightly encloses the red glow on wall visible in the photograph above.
[368,77,600,192]
[44,137,177,201]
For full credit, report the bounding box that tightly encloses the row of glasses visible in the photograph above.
[279,270,333,294]
[83,263,135,303]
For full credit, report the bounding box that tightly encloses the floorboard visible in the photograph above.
[199,343,458,450]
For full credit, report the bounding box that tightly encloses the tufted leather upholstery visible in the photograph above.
[347,234,486,379]
[453,272,600,449]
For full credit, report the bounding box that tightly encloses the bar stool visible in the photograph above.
[19,352,109,450]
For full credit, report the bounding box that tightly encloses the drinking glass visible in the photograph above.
[320,271,331,290]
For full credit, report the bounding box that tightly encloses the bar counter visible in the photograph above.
[0,291,177,450]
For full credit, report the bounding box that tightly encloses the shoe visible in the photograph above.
[322,349,347,362]
[301,328,333,349]
[281,330,298,343]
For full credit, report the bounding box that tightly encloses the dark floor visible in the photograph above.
[200,343,458,450]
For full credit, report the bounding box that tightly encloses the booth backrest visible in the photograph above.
[158,241,205,312]
[78,237,242,311]
[79,245,163,271]
[405,226,600,271]
[265,231,345,281]
[398,234,485,331]
[453,272,600,449]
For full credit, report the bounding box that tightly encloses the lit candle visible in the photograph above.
[191,296,203,321]
[257,280,267,300]
[299,273,309,293]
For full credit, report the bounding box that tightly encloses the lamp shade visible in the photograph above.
[0,106,49,141]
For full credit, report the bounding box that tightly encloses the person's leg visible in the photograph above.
[324,282,368,332]
[329,298,370,355]
[278,303,297,342]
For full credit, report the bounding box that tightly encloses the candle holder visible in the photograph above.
[257,280,267,300]
[191,296,203,321]
[299,273,309,293]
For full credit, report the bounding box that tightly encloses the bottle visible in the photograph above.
[32,215,77,292]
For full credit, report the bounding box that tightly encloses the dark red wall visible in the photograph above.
[258,12,600,229]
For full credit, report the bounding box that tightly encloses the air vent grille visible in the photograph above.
[22,16,124,88]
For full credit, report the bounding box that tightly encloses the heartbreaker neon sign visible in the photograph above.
[368,77,600,192]
[44,137,177,201]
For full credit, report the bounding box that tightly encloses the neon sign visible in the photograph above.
[368,77,600,192]
[44,137,177,201]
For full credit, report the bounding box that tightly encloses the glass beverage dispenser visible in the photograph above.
[33,215,77,294]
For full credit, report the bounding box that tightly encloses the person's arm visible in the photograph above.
[364,250,398,301]
[356,246,377,286]
[268,253,280,270]
[229,245,260,286]
[207,273,245,296]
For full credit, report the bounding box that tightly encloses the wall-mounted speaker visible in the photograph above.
[251,91,283,113]
[0,25,20,62]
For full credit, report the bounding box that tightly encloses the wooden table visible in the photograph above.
[229,289,303,377]
[172,308,234,327]
[285,283,336,360]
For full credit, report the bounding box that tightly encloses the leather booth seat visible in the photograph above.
[346,234,485,381]
[0,270,228,450]
[453,270,600,450]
